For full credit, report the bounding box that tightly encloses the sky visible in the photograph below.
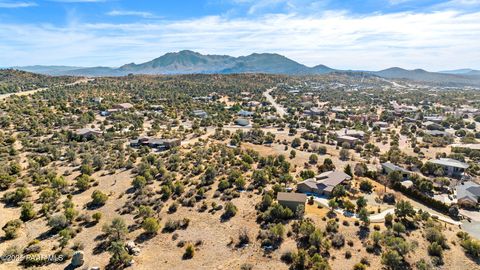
[0,0,479,70]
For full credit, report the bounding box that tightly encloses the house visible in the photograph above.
[74,128,103,139]
[429,158,469,177]
[192,110,208,118]
[130,137,181,150]
[92,97,103,103]
[304,107,325,116]
[456,181,480,208]
[403,117,417,123]
[234,118,250,127]
[337,135,359,147]
[336,128,365,139]
[381,162,411,180]
[100,111,111,117]
[423,121,444,131]
[288,90,300,94]
[277,192,307,211]
[297,171,352,196]
[237,110,254,117]
[246,101,261,107]
[425,130,450,137]
[373,121,389,128]
[149,105,163,112]
[113,103,134,110]
[331,107,347,114]
[424,115,444,123]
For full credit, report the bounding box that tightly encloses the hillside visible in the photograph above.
[0,69,76,94]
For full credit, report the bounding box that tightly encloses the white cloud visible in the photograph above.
[0,1,36,8]
[0,10,479,70]
[106,10,157,18]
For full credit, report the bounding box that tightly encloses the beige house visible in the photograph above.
[277,192,307,211]
[297,171,352,197]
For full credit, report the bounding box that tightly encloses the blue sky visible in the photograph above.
[0,0,479,70]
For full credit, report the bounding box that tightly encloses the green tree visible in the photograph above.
[142,217,160,235]
[91,190,108,206]
[381,250,403,269]
[103,217,128,242]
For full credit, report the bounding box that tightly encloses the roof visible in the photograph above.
[373,121,389,126]
[235,118,250,126]
[117,103,133,109]
[401,180,414,188]
[381,162,410,174]
[337,135,359,142]
[75,128,102,136]
[425,130,449,136]
[237,110,254,117]
[316,171,352,187]
[336,128,365,138]
[457,181,480,202]
[430,158,469,169]
[277,192,307,203]
[298,171,351,193]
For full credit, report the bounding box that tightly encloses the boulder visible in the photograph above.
[126,241,140,256]
[71,251,84,267]
[126,241,136,250]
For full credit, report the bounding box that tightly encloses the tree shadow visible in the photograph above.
[36,229,56,241]
[93,240,109,255]
[356,226,370,240]
[135,232,155,244]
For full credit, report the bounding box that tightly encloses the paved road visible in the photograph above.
[0,78,93,101]
[263,87,288,117]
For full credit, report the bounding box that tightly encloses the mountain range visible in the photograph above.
[11,50,480,86]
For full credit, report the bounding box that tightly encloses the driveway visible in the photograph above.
[311,196,461,225]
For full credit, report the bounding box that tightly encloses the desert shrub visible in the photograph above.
[262,203,293,223]
[3,187,30,205]
[132,176,147,190]
[359,180,373,193]
[183,243,195,259]
[91,190,108,206]
[222,202,237,220]
[461,238,480,258]
[353,263,367,270]
[238,227,250,246]
[20,202,36,221]
[48,214,68,232]
[332,233,345,248]
[142,217,160,234]
[326,219,338,233]
[75,174,91,191]
[92,212,102,223]
[2,219,23,239]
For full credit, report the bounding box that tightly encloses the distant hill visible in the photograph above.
[13,50,334,77]
[373,67,480,86]
[12,65,84,76]
[439,69,480,76]
[12,50,480,86]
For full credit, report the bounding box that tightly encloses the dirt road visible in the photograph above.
[0,77,93,101]
[263,87,288,117]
